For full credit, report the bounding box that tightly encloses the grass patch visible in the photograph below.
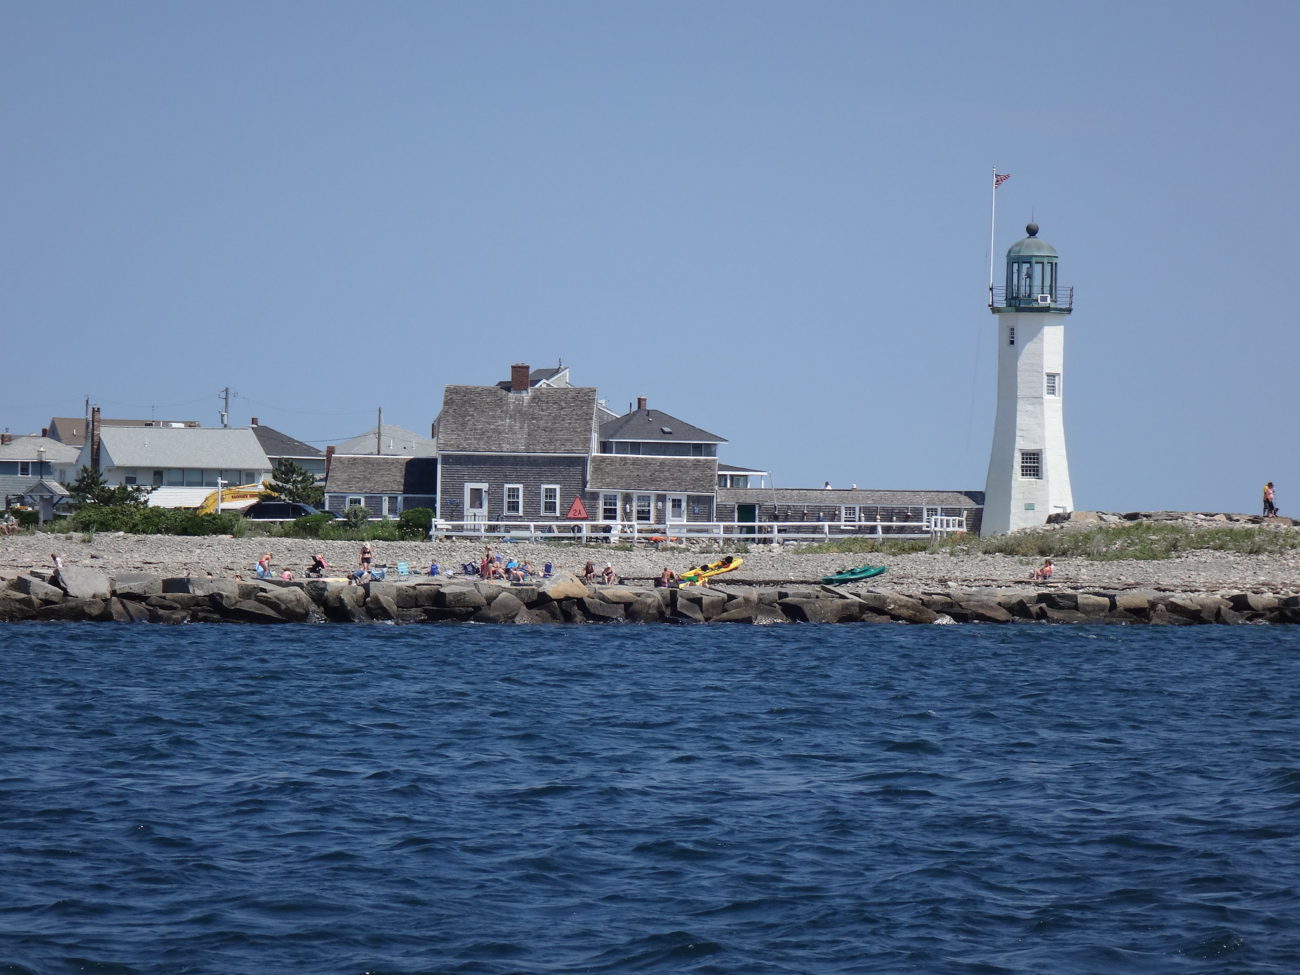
[799,522,1300,561]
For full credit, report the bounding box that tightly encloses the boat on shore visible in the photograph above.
[822,565,887,585]
[680,555,742,586]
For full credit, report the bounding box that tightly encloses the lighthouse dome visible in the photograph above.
[1006,222,1058,259]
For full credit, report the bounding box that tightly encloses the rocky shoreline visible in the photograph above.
[2,525,1299,624]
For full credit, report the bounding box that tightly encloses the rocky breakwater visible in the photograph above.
[3,565,1300,625]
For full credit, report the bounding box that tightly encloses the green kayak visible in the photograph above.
[822,565,887,585]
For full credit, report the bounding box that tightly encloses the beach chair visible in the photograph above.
[543,562,553,578]
[396,562,410,579]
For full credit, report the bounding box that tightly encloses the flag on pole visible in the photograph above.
[994,172,1011,188]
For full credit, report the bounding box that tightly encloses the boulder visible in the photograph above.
[0,592,37,620]
[256,586,316,623]
[593,585,640,605]
[676,588,728,620]
[53,565,111,600]
[321,586,372,623]
[578,596,626,622]
[163,576,241,598]
[777,596,864,623]
[109,597,152,623]
[111,572,163,598]
[473,590,526,623]
[216,599,292,624]
[1112,593,1153,620]
[626,595,666,623]
[435,585,489,611]
[365,591,400,622]
[12,575,65,603]
[540,571,589,601]
[36,597,110,622]
[857,592,939,624]
[945,599,1013,624]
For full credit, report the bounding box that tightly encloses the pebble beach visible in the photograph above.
[4,528,1299,596]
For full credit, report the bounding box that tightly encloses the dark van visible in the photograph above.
[242,501,337,522]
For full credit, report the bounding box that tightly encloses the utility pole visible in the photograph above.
[218,387,231,427]
[376,407,382,454]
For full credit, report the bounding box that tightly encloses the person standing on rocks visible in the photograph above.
[359,542,374,573]
[1263,482,1278,517]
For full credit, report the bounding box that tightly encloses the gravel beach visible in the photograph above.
[4,529,1299,595]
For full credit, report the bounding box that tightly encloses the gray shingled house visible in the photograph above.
[434,365,598,525]
[324,455,438,519]
[589,396,725,526]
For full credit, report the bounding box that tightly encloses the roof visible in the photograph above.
[47,416,199,447]
[718,461,769,476]
[146,486,214,509]
[717,487,985,507]
[90,427,270,470]
[334,424,437,457]
[0,436,80,464]
[437,385,598,454]
[0,475,69,500]
[250,423,323,459]
[1006,223,1058,259]
[588,456,719,493]
[326,455,438,494]
[494,365,571,390]
[600,408,725,445]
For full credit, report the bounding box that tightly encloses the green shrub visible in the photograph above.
[285,513,339,539]
[398,508,433,540]
[344,505,370,529]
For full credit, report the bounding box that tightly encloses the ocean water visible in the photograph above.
[3,623,1300,975]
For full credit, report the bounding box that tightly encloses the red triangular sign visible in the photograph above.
[565,496,588,519]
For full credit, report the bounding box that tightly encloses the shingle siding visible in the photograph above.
[439,454,587,521]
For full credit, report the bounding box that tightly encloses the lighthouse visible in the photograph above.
[982,223,1074,535]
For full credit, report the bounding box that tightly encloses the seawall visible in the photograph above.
[2,566,1296,625]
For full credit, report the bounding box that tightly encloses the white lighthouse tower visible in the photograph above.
[982,223,1074,535]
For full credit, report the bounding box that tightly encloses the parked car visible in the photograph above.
[242,501,340,521]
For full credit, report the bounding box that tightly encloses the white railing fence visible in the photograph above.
[429,515,968,543]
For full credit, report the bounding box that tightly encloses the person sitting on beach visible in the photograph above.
[656,567,678,588]
[581,561,596,583]
[601,562,618,585]
[520,560,535,580]
[349,568,372,585]
[307,554,328,578]
[281,569,296,582]
[1029,558,1054,582]
[1,511,17,535]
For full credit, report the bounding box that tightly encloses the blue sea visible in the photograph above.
[3,623,1300,975]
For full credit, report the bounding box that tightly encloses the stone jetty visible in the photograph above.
[3,565,1297,625]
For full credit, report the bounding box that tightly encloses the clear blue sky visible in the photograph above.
[4,1,1296,514]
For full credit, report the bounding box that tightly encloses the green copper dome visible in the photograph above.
[1006,223,1058,259]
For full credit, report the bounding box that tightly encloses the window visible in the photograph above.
[841,505,858,523]
[541,485,560,517]
[1019,450,1042,479]
[1046,372,1060,396]
[18,462,31,477]
[124,475,137,485]
[1007,326,1016,346]
[601,493,619,521]
[635,494,652,522]
[504,484,522,516]
[347,496,364,509]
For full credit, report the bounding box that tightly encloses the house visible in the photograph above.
[324,455,438,519]
[249,418,326,478]
[47,415,200,447]
[0,435,80,517]
[434,365,598,524]
[588,397,725,525]
[714,487,984,536]
[74,426,272,508]
[334,424,437,458]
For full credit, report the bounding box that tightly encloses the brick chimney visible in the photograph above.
[511,363,530,392]
[251,417,259,427]
[325,445,335,478]
[0,433,11,445]
[637,396,647,412]
[41,427,49,438]
[90,407,101,472]
[430,421,438,439]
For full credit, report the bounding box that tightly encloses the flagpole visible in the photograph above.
[988,166,998,308]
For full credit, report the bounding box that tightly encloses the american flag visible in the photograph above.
[994,172,1011,188]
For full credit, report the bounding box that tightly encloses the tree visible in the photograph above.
[263,460,324,508]
[67,466,150,507]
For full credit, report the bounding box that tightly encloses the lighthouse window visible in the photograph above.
[1007,326,1016,346]
[1046,373,1060,396]
[1019,450,1043,479]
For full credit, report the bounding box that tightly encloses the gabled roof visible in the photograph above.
[335,424,437,457]
[249,423,323,459]
[89,427,270,470]
[588,455,719,493]
[494,365,571,390]
[0,436,80,465]
[47,416,199,447]
[326,455,438,494]
[437,385,598,454]
[600,408,726,445]
[718,461,769,476]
